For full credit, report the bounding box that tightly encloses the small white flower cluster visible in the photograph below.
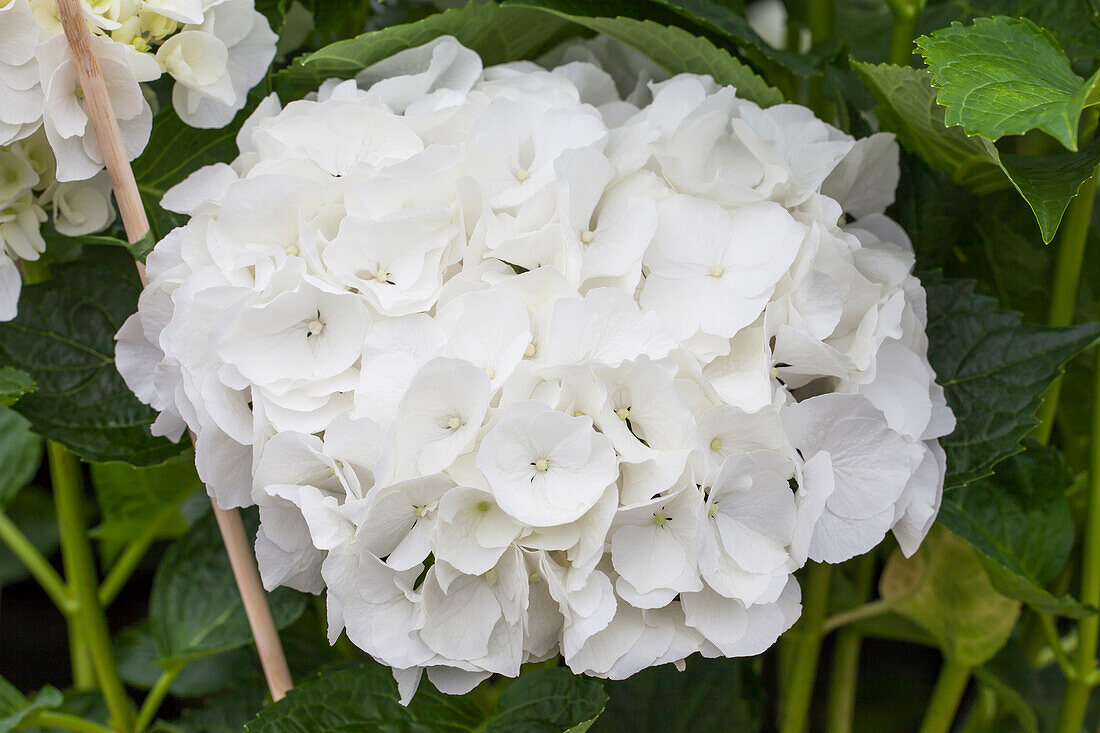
[117,36,955,700]
[0,0,276,318]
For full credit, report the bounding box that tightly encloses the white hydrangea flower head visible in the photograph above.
[116,35,955,699]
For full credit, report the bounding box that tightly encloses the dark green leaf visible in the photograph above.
[890,152,980,275]
[276,2,575,100]
[917,16,1100,151]
[148,509,307,663]
[939,441,1091,616]
[245,665,607,732]
[0,246,182,465]
[506,0,784,107]
[924,274,1100,487]
[0,368,35,407]
[0,487,58,587]
[90,450,202,562]
[0,408,42,507]
[985,136,1100,243]
[591,656,762,732]
[0,676,61,732]
[852,62,1006,193]
[639,0,823,76]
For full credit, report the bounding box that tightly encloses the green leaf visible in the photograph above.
[0,676,62,732]
[133,102,260,241]
[148,509,307,663]
[636,0,823,76]
[923,274,1100,488]
[916,16,1100,151]
[591,656,762,732]
[0,487,58,587]
[506,0,784,107]
[0,408,42,507]
[852,62,1006,193]
[245,665,607,732]
[276,2,575,100]
[0,368,35,407]
[939,441,1092,617]
[855,60,1100,242]
[90,450,202,561]
[982,136,1100,243]
[0,246,183,465]
[879,528,1020,666]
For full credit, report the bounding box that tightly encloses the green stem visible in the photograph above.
[780,562,833,733]
[1038,613,1077,679]
[15,710,115,733]
[1035,162,1100,446]
[1055,349,1100,732]
[0,510,74,614]
[50,443,134,732]
[825,556,876,733]
[69,626,96,691]
[134,663,184,733]
[886,4,923,67]
[805,0,834,119]
[918,659,971,733]
[98,502,178,607]
[822,598,892,634]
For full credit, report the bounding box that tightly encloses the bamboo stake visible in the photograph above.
[54,0,293,702]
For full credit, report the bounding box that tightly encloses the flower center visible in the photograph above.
[653,512,670,526]
[285,243,300,256]
[524,342,536,358]
[476,501,490,513]
[581,229,595,244]
[709,264,724,278]
[534,458,549,472]
[615,406,631,420]
[307,319,325,337]
[708,503,719,518]
[709,437,722,451]
[514,167,530,182]
[414,504,428,517]
[446,416,462,430]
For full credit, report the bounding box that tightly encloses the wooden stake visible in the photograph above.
[55,0,293,702]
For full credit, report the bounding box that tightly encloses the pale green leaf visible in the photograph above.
[0,677,61,732]
[880,528,1020,666]
[0,368,34,407]
[917,16,1100,151]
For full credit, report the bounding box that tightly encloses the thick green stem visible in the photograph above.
[825,556,876,733]
[1036,163,1100,445]
[918,659,971,733]
[98,502,177,607]
[69,626,96,691]
[887,7,921,67]
[16,710,115,733]
[780,562,832,733]
[50,443,134,732]
[0,510,73,614]
[1055,350,1100,732]
[134,662,183,733]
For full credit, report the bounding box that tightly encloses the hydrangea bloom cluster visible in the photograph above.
[117,36,955,700]
[0,0,276,319]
